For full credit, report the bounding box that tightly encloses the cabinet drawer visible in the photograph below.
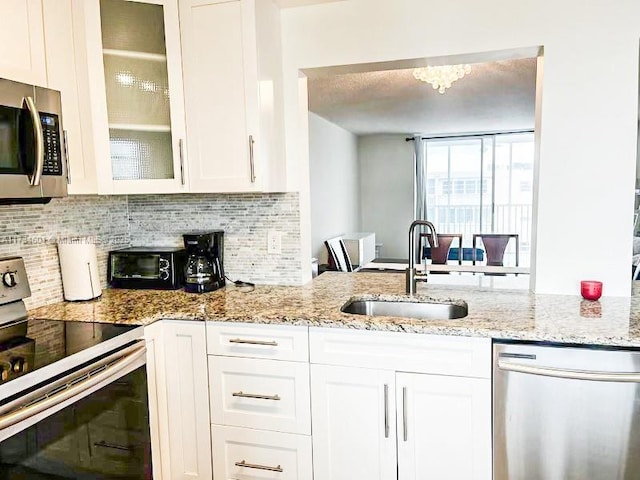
[207,322,309,361]
[212,425,312,480]
[310,327,491,379]
[209,356,311,434]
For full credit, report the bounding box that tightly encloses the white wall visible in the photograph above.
[281,0,640,296]
[309,113,360,262]
[358,135,413,258]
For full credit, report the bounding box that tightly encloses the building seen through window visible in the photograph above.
[424,132,534,266]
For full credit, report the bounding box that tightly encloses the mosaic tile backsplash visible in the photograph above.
[0,193,302,310]
[128,193,302,286]
[0,195,130,309]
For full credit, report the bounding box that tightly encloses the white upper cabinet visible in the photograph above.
[179,0,287,193]
[0,0,47,86]
[42,0,98,194]
[83,0,189,194]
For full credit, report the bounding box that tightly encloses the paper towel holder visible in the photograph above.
[57,238,102,301]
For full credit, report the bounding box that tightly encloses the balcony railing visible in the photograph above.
[425,203,532,267]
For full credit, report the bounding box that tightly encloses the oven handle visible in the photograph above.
[497,359,640,382]
[24,96,45,187]
[0,343,146,431]
[0,341,145,415]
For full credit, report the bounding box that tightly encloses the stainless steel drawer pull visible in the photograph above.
[229,338,278,347]
[249,135,256,183]
[178,138,185,185]
[402,386,408,442]
[232,391,281,401]
[235,460,283,472]
[383,383,389,438]
[94,441,133,452]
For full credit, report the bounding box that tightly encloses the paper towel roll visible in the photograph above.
[57,242,102,301]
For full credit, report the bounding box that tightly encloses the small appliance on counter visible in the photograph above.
[183,231,225,293]
[108,247,186,290]
[57,241,102,301]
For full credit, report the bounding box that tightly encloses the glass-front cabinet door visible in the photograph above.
[90,0,187,194]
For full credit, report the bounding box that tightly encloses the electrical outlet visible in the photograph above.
[267,230,282,254]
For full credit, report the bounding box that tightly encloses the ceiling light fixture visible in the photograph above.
[412,64,472,94]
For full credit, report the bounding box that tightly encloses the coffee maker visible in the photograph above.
[183,231,225,293]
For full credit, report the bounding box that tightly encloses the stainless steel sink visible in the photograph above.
[341,299,468,320]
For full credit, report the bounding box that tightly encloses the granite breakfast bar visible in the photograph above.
[27,271,640,348]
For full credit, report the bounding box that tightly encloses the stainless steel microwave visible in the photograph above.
[0,78,67,203]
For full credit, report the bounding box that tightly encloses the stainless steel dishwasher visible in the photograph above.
[494,342,640,480]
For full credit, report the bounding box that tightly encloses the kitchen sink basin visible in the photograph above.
[341,299,468,320]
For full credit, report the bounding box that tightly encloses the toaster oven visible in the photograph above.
[108,247,186,290]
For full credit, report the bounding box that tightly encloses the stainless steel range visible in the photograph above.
[0,257,151,479]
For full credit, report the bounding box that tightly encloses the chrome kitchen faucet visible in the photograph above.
[406,220,438,295]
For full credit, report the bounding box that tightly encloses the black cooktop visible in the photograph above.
[0,319,138,388]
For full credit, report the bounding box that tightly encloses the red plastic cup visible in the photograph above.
[580,280,603,301]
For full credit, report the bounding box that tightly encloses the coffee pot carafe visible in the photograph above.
[183,231,225,293]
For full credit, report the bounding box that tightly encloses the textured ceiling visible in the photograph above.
[307,58,537,136]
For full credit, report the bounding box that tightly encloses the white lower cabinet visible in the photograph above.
[148,321,491,480]
[310,364,398,480]
[145,320,213,480]
[309,328,492,480]
[209,356,311,434]
[207,323,312,480]
[212,425,312,480]
[396,372,491,480]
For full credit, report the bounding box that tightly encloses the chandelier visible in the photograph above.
[412,64,472,94]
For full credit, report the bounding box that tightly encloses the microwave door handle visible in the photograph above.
[23,96,44,186]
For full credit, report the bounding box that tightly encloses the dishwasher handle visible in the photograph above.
[498,359,640,383]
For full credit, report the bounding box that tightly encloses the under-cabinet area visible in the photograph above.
[146,320,492,480]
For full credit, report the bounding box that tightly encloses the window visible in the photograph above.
[424,132,534,267]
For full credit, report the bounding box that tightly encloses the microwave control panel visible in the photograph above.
[40,113,62,176]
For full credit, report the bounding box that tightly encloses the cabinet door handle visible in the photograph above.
[178,138,185,185]
[63,130,70,184]
[235,460,283,473]
[384,383,389,438]
[229,338,278,347]
[248,134,256,183]
[402,386,408,442]
[232,391,281,401]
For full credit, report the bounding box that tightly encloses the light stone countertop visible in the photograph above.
[27,272,640,348]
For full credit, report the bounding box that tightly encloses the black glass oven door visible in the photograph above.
[0,367,152,479]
